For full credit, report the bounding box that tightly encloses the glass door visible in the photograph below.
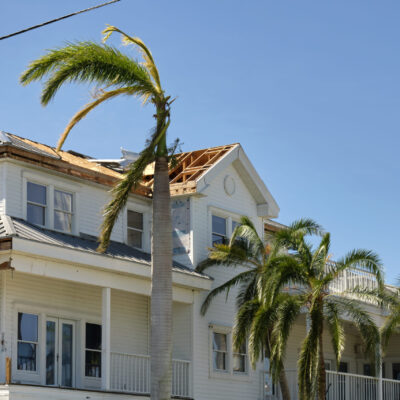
[46,318,75,387]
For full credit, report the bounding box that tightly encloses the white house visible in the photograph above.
[0,131,397,400]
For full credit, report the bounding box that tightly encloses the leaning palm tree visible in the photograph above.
[20,26,174,400]
[269,225,384,400]
[196,216,321,400]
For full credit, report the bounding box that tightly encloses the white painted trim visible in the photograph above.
[9,238,212,291]
[101,288,111,390]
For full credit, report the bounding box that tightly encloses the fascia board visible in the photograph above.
[11,237,212,292]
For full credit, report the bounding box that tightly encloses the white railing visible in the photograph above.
[261,370,400,400]
[110,352,191,397]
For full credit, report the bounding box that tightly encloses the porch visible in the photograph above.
[261,369,400,400]
[0,270,195,398]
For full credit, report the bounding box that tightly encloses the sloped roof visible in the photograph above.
[0,131,239,197]
[0,215,208,279]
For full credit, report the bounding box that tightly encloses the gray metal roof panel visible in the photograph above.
[1,216,207,279]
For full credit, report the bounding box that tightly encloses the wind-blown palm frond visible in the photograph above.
[57,86,149,150]
[325,301,345,368]
[102,25,161,91]
[200,269,256,315]
[21,42,157,106]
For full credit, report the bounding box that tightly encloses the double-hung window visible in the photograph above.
[27,182,47,226]
[212,332,228,371]
[17,312,38,372]
[212,215,227,245]
[85,323,102,378]
[233,341,247,373]
[54,190,73,233]
[127,210,143,248]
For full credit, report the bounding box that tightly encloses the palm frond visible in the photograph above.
[56,86,150,151]
[102,25,161,91]
[200,269,256,315]
[382,307,400,348]
[97,118,169,252]
[21,41,157,105]
[325,301,345,368]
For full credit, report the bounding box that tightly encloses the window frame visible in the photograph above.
[23,172,80,235]
[211,215,228,246]
[16,312,39,374]
[232,340,247,374]
[209,324,250,380]
[127,209,144,249]
[26,181,47,227]
[212,331,229,372]
[53,188,74,234]
[84,322,102,379]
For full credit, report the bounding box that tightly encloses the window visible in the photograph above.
[232,220,240,233]
[17,312,38,371]
[212,215,227,245]
[212,332,228,371]
[27,182,46,226]
[393,363,400,380]
[85,323,102,378]
[54,190,73,233]
[127,210,143,248]
[233,341,247,373]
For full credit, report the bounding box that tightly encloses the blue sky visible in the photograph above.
[1,1,399,282]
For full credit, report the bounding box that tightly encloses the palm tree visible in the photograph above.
[269,225,384,400]
[20,26,174,400]
[196,217,321,400]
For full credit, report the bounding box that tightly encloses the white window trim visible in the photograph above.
[208,324,251,382]
[123,202,150,252]
[84,322,102,379]
[22,171,80,235]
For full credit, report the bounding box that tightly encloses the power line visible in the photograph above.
[0,0,121,41]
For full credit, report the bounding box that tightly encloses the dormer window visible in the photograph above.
[27,182,47,226]
[54,190,73,233]
[127,210,143,248]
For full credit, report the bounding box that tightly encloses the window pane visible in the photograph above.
[54,211,72,232]
[213,351,226,370]
[213,333,227,351]
[232,220,240,232]
[128,229,142,248]
[128,210,143,230]
[27,182,46,205]
[27,203,45,225]
[18,313,38,342]
[212,234,226,246]
[86,323,102,350]
[54,190,73,212]
[46,321,56,385]
[212,215,226,236]
[85,350,102,378]
[17,342,37,371]
[61,323,73,387]
[233,354,246,373]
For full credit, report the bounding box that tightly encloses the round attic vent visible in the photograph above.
[224,175,235,196]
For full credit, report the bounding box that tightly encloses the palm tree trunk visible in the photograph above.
[150,154,172,400]
[317,332,326,400]
[278,365,291,400]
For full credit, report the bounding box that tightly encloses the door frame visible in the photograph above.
[45,316,76,388]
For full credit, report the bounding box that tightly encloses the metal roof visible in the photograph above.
[0,215,208,279]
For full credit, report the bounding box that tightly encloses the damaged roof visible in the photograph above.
[0,215,209,280]
[0,130,238,197]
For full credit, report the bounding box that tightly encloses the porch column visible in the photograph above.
[378,344,383,400]
[101,287,111,391]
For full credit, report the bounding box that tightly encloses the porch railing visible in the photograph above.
[110,352,190,398]
[261,370,400,400]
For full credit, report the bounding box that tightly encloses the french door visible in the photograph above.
[45,318,75,387]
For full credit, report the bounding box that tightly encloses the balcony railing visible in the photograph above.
[261,370,400,400]
[110,352,191,398]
